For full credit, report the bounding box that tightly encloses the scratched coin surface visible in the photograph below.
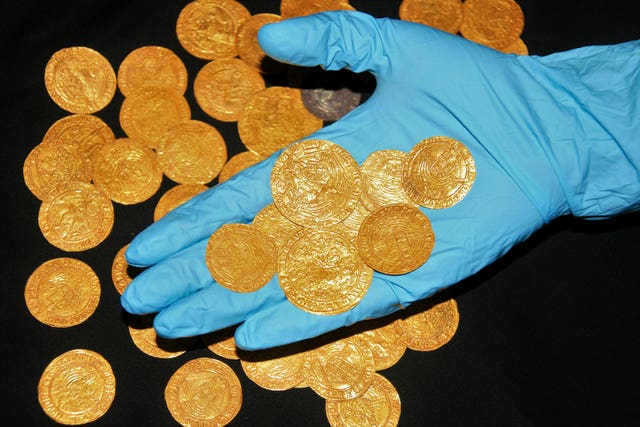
[157,120,228,184]
[164,357,242,427]
[38,349,115,425]
[301,86,362,122]
[154,183,208,221]
[44,46,117,114]
[92,138,163,205]
[24,258,101,328]
[360,149,417,211]
[399,0,464,34]
[325,372,401,427]
[240,348,311,391]
[205,223,278,293]
[280,0,355,18]
[271,139,361,227]
[111,243,132,295]
[401,298,460,351]
[460,0,524,49]
[356,319,407,371]
[127,315,198,359]
[357,204,434,275]
[238,86,323,157]
[38,181,114,252]
[252,203,303,252]
[403,136,476,209]
[176,0,251,60]
[279,228,373,315]
[117,45,188,96]
[217,150,263,183]
[236,13,284,73]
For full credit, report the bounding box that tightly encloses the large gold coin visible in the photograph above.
[280,0,355,19]
[399,0,464,34]
[236,13,284,74]
[165,357,242,427]
[38,181,114,252]
[460,0,524,50]
[403,136,476,209]
[251,203,303,252]
[400,298,459,351]
[92,138,163,205]
[111,243,132,295]
[240,348,311,391]
[357,204,434,275]
[194,58,266,122]
[117,45,188,97]
[127,315,198,359]
[24,258,100,328]
[176,0,251,60]
[38,349,115,425]
[218,150,263,183]
[156,120,228,185]
[278,228,373,315]
[360,149,417,211]
[238,86,323,157]
[356,319,407,371]
[44,46,116,114]
[325,372,401,427]
[154,183,209,221]
[205,223,278,293]
[271,139,361,228]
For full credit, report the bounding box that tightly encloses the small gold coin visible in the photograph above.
[218,150,263,183]
[236,13,284,73]
[278,228,373,315]
[194,58,266,122]
[92,138,163,205]
[157,120,228,185]
[400,298,459,351]
[271,139,361,228]
[111,243,132,295]
[117,45,188,97]
[204,333,241,360]
[399,0,464,34]
[24,258,100,328]
[38,181,114,252]
[44,46,117,114]
[176,0,251,60]
[165,357,242,427]
[356,319,407,371]
[403,136,476,209]
[325,372,401,427]
[251,203,303,252]
[360,149,417,211]
[357,204,434,275]
[238,86,323,157]
[280,0,355,19]
[499,37,529,55]
[205,223,278,293]
[240,348,311,391]
[460,0,524,50]
[154,183,209,221]
[38,349,116,425]
[127,315,198,359]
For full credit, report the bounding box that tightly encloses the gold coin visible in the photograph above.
[400,298,459,351]
[271,139,361,228]
[127,315,197,359]
[460,0,524,50]
[218,150,263,184]
[357,204,434,275]
[92,138,163,205]
[356,319,407,371]
[119,86,191,150]
[117,45,188,97]
[236,13,284,73]
[325,372,401,427]
[157,120,228,185]
[154,183,209,221]
[399,0,464,34]
[111,243,132,295]
[499,37,529,55]
[240,347,311,391]
[38,349,115,425]
[44,46,117,114]
[24,258,100,328]
[278,228,373,315]
[307,336,375,400]
[194,58,266,122]
[360,149,417,211]
[333,201,372,240]
[204,333,241,360]
[280,0,355,19]
[38,181,114,252]
[403,136,476,209]
[165,357,242,427]
[205,223,278,293]
[238,86,323,157]
[251,203,303,252]
[176,0,251,60]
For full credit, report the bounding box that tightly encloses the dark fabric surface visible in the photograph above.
[3,1,639,426]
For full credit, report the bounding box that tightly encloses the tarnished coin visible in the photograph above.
[38,181,114,252]
[157,120,228,185]
[111,244,132,295]
[165,357,242,427]
[399,0,464,34]
[500,37,529,55]
[24,258,100,328]
[119,86,191,150]
[279,228,373,315]
[205,223,278,293]
[460,0,524,50]
[194,58,266,122]
[127,315,197,359]
[44,46,116,114]
[271,139,361,228]
[218,150,263,183]
[240,348,311,391]
[154,183,209,221]
[356,319,407,371]
[236,13,284,73]
[176,0,251,60]
[357,204,434,275]
[360,149,417,211]
[238,86,323,157]
[403,136,476,209]
[400,298,459,351]
[92,138,163,205]
[38,349,115,425]
[204,334,241,360]
[325,372,401,427]
[117,45,188,97]
[301,86,362,122]
[280,0,355,19]
[252,203,303,252]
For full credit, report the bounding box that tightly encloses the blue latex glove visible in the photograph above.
[121,11,640,350]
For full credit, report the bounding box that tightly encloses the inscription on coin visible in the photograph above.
[117,45,188,96]
[401,298,460,351]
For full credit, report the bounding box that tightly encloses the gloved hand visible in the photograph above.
[121,11,640,350]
